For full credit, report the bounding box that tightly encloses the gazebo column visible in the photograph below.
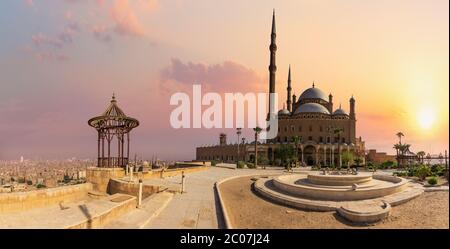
[315,146,319,166]
[101,133,105,167]
[324,148,326,166]
[97,131,101,167]
[121,133,125,167]
[107,134,111,167]
[127,133,130,165]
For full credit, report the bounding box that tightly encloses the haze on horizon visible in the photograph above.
[0,0,448,161]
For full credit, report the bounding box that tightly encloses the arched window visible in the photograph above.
[284,137,288,142]
[319,136,323,143]
[308,136,313,141]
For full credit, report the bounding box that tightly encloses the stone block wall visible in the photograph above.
[0,183,92,214]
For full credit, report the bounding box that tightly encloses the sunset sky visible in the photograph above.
[0,0,448,160]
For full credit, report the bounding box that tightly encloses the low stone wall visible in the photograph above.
[66,194,137,229]
[108,179,161,199]
[136,166,209,180]
[0,183,92,214]
[86,167,125,192]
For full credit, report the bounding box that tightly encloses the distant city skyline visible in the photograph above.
[0,0,448,160]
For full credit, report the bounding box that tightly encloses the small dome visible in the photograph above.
[278,109,290,115]
[299,85,328,102]
[278,104,290,115]
[294,103,330,115]
[333,108,348,115]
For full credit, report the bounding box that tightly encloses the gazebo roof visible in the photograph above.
[88,94,139,132]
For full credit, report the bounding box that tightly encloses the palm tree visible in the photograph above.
[333,127,344,169]
[396,132,404,144]
[417,151,426,164]
[393,143,402,167]
[253,127,263,169]
[291,136,301,168]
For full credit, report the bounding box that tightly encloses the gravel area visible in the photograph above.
[219,176,449,229]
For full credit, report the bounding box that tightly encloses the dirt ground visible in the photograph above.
[219,176,449,229]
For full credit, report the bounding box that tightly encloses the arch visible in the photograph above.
[303,145,316,166]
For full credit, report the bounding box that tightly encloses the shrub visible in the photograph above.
[36,183,46,189]
[431,165,445,176]
[274,159,282,166]
[246,162,256,169]
[427,177,438,185]
[393,171,407,177]
[237,161,245,169]
[415,165,431,181]
[211,160,218,166]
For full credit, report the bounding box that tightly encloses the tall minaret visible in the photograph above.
[349,95,356,120]
[268,10,277,116]
[286,65,292,112]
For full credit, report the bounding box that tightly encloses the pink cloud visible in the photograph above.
[25,0,34,7]
[110,0,146,37]
[91,25,112,42]
[160,58,264,93]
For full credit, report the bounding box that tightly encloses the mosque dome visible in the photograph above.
[294,103,330,115]
[278,104,291,116]
[299,84,328,102]
[333,108,348,115]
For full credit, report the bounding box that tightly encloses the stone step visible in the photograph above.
[103,192,174,229]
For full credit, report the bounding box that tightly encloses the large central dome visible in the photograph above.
[299,87,328,102]
[294,103,330,115]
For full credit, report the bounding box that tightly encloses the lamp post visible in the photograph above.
[236,128,242,163]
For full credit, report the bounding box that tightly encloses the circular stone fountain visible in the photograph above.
[253,171,424,223]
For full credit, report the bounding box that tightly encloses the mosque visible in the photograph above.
[196,12,365,166]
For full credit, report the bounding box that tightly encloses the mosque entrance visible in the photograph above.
[303,145,316,166]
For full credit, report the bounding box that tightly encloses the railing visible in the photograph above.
[97,157,129,167]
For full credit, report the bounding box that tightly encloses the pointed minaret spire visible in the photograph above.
[268,9,277,118]
[312,81,315,88]
[272,9,276,34]
[286,65,292,112]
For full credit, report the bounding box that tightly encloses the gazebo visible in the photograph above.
[88,94,139,168]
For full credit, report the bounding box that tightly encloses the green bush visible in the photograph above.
[415,165,431,181]
[427,177,438,185]
[246,162,256,169]
[237,161,245,169]
[393,171,407,177]
[431,165,445,176]
[211,160,218,166]
[36,183,46,189]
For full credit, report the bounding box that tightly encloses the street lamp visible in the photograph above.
[236,128,242,163]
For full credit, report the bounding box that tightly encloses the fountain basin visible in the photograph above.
[307,172,373,186]
[273,174,409,201]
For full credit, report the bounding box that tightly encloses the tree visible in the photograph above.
[341,151,354,169]
[274,144,295,168]
[253,127,263,169]
[291,136,301,167]
[393,143,402,167]
[396,132,404,144]
[417,151,426,164]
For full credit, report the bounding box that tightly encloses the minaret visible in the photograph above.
[328,93,333,113]
[286,65,292,112]
[350,95,355,120]
[268,10,277,116]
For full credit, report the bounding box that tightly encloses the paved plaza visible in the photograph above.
[144,166,284,228]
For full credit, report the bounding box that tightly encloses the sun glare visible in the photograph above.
[417,107,436,130]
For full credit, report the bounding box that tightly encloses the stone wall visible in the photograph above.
[86,167,125,192]
[0,183,92,214]
[108,179,160,199]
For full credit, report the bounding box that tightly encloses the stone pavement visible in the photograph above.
[143,167,283,229]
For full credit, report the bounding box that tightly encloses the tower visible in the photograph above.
[349,95,356,143]
[268,10,277,116]
[350,95,355,120]
[328,93,333,113]
[286,65,292,112]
